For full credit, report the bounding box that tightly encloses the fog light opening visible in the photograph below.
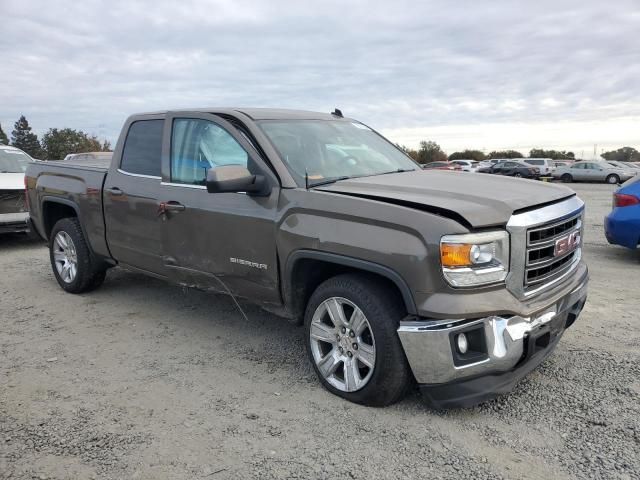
[457,333,468,354]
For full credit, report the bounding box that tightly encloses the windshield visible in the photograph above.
[257,120,417,186]
[0,148,33,173]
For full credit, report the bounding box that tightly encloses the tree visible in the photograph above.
[529,148,575,160]
[41,128,111,160]
[416,140,447,164]
[449,149,486,161]
[395,143,419,161]
[601,146,640,162]
[11,115,42,158]
[488,150,523,159]
[0,123,8,145]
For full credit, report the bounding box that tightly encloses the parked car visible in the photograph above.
[422,161,462,171]
[605,160,639,175]
[63,152,113,163]
[554,160,573,168]
[450,159,479,172]
[622,162,640,170]
[26,108,588,409]
[605,175,640,249]
[0,145,33,233]
[522,158,555,176]
[553,161,635,184]
[478,160,540,179]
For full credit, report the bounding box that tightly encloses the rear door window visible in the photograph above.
[120,120,164,177]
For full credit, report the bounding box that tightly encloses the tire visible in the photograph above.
[304,273,412,406]
[49,218,107,293]
[606,174,620,184]
[561,174,573,183]
[514,172,522,178]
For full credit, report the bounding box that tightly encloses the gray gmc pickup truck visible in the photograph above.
[25,108,588,408]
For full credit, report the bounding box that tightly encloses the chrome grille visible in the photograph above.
[524,212,582,289]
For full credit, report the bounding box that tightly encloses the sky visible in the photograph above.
[1,0,639,158]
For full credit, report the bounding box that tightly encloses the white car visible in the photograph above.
[450,159,480,172]
[0,145,33,233]
[523,158,556,176]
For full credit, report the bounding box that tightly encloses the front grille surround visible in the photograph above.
[524,212,582,288]
[506,196,585,299]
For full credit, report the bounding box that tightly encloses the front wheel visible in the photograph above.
[606,174,620,184]
[304,274,412,406]
[50,218,107,293]
[513,172,522,178]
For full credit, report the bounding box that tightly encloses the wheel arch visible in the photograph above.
[284,250,417,323]
[41,197,80,239]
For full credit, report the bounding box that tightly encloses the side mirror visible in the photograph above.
[206,165,266,195]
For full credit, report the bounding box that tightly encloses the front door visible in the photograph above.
[158,113,281,304]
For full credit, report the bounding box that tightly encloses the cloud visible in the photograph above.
[0,0,638,155]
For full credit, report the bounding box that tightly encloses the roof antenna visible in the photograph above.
[305,169,310,189]
[332,108,343,118]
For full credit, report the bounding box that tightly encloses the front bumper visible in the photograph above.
[0,212,30,234]
[398,273,588,409]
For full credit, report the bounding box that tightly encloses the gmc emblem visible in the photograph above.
[554,231,581,257]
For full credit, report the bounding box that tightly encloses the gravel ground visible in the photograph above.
[1,183,639,480]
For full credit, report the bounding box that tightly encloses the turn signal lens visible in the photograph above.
[441,244,473,267]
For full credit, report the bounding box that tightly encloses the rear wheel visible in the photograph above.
[514,172,522,178]
[561,173,573,183]
[606,174,620,184]
[304,274,412,406]
[50,218,107,293]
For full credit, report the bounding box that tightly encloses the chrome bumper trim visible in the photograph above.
[398,275,588,385]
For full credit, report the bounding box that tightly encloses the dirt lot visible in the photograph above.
[1,183,639,480]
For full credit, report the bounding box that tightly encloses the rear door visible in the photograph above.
[104,116,166,275]
[157,113,281,303]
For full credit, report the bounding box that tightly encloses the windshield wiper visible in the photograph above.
[366,168,416,178]
[307,168,416,188]
[308,175,351,188]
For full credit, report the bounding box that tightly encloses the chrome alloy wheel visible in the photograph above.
[53,231,78,283]
[309,297,376,392]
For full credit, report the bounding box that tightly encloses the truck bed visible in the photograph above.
[26,160,110,257]
[47,157,111,171]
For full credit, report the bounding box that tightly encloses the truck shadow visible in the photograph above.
[0,233,46,252]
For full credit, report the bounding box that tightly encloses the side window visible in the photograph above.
[572,163,583,169]
[120,120,164,177]
[171,118,248,185]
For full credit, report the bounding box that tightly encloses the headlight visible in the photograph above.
[440,231,509,287]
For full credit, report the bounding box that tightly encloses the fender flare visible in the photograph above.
[284,249,417,315]
[39,197,99,256]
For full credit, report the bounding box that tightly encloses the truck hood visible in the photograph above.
[316,170,575,228]
[0,173,25,190]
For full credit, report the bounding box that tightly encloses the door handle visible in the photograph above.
[158,201,186,216]
[106,187,123,196]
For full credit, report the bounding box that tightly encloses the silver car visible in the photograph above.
[553,161,635,184]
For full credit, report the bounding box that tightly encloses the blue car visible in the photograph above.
[605,175,640,249]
